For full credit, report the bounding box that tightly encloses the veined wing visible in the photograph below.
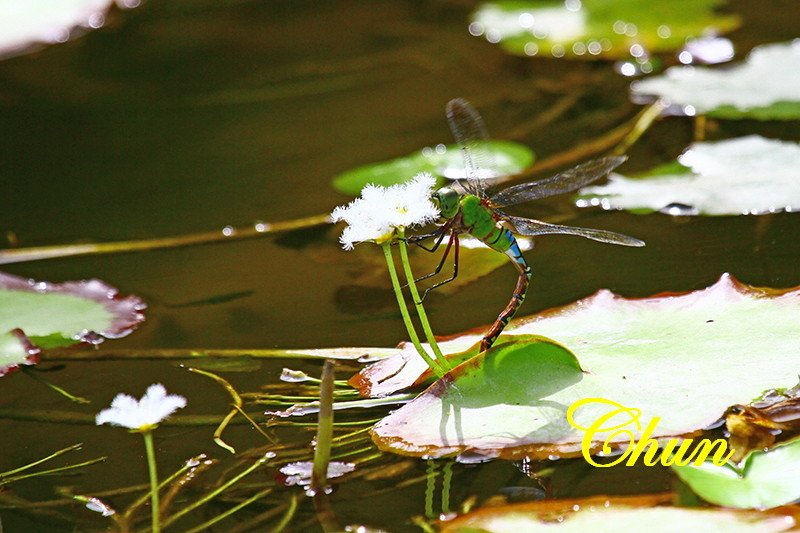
[504,214,645,247]
[489,156,627,208]
[445,98,495,198]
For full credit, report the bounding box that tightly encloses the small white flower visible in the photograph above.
[331,172,440,250]
[95,383,187,431]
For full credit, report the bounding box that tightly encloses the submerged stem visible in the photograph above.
[22,368,90,404]
[0,213,332,266]
[141,431,161,533]
[381,243,445,377]
[397,230,450,371]
[160,452,273,529]
[0,443,82,479]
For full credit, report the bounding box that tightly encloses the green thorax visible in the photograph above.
[458,194,513,253]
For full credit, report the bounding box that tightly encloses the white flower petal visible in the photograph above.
[95,383,187,430]
[330,172,440,250]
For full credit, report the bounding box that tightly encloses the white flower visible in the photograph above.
[96,384,187,431]
[331,172,440,250]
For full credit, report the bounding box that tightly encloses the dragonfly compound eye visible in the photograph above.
[432,187,460,218]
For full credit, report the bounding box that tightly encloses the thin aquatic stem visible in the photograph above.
[311,361,335,493]
[396,230,450,371]
[55,346,400,362]
[160,452,273,529]
[424,460,437,520]
[0,213,332,266]
[124,455,212,522]
[441,460,453,515]
[22,368,90,404]
[268,494,299,533]
[141,431,161,533]
[612,99,668,156]
[0,443,82,479]
[183,488,273,533]
[0,457,106,486]
[381,243,445,377]
[0,408,267,426]
[311,360,340,533]
[187,367,245,453]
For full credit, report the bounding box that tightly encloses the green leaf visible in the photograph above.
[672,438,800,509]
[0,272,145,375]
[577,136,800,216]
[632,42,800,119]
[471,0,740,60]
[331,141,534,196]
[364,274,800,459]
[442,494,798,533]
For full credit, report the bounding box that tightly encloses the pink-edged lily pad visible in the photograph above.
[0,271,145,375]
[441,494,799,533]
[366,274,800,460]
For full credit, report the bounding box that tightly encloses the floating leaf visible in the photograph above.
[470,0,740,60]
[577,136,800,216]
[441,494,799,533]
[631,41,800,119]
[672,438,800,509]
[368,274,800,459]
[0,329,40,377]
[279,461,356,487]
[0,272,145,375]
[331,141,534,196]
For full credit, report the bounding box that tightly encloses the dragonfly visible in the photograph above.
[413,98,645,353]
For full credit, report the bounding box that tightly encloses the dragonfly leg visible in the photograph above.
[480,245,532,352]
[415,230,455,284]
[407,229,447,252]
[419,233,460,302]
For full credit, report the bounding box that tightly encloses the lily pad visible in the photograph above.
[0,272,145,375]
[672,438,800,509]
[631,41,800,119]
[441,494,799,533]
[368,274,800,460]
[331,141,534,196]
[0,329,41,377]
[577,136,800,216]
[470,0,740,60]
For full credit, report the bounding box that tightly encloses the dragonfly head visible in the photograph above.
[431,186,460,219]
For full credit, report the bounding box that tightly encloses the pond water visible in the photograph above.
[1,1,799,531]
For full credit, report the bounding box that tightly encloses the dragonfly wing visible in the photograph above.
[446,98,496,197]
[505,215,645,247]
[489,156,627,207]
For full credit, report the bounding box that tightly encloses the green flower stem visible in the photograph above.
[381,243,445,377]
[396,230,450,371]
[141,430,161,533]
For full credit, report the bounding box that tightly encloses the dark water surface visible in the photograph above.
[1,1,799,531]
